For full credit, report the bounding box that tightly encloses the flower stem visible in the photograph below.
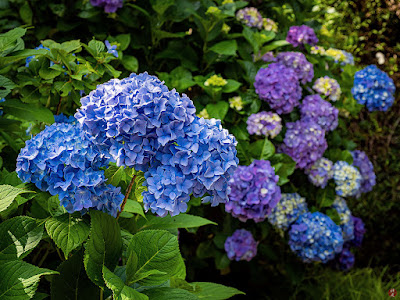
[116,175,136,220]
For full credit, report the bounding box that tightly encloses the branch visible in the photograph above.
[116,175,136,219]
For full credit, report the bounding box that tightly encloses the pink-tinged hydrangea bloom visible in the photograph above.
[286,25,318,48]
[225,229,258,261]
[300,95,339,131]
[275,52,314,84]
[254,63,302,114]
[246,111,282,138]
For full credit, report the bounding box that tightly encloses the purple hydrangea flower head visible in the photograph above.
[275,52,314,84]
[352,65,395,111]
[300,95,339,131]
[225,160,281,223]
[236,7,263,29]
[254,63,302,114]
[286,25,318,48]
[332,196,354,242]
[16,123,123,216]
[333,161,362,197]
[280,120,327,169]
[54,113,76,124]
[25,44,51,67]
[268,193,308,231]
[351,150,376,196]
[105,40,118,58]
[305,157,333,188]
[246,111,282,138]
[313,76,341,102]
[334,246,355,271]
[350,215,366,247]
[225,229,258,262]
[288,212,344,263]
[90,0,123,12]
[261,51,276,62]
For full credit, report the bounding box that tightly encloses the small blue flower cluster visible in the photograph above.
[0,98,5,116]
[333,246,355,271]
[105,40,118,58]
[352,65,396,111]
[305,157,333,188]
[288,212,344,263]
[224,229,258,262]
[254,63,302,114]
[351,150,376,196]
[268,193,308,231]
[225,160,281,223]
[332,161,362,197]
[16,123,123,216]
[300,95,339,132]
[332,196,354,242]
[54,113,76,124]
[275,52,314,84]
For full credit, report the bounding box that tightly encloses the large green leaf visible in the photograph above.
[192,282,245,299]
[0,260,57,300]
[0,185,34,213]
[122,199,145,218]
[2,99,54,123]
[143,287,199,300]
[102,266,148,300]
[104,165,126,187]
[126,230,183,285]
[84,210,122,287]
[0,76,17,98]
[206,102,229,121]
[209,40,237,56]
[138,214,216,230]
[51,250,100,300]
[45,214,90,259]
[249,139,275,160]
[0,216,44,262]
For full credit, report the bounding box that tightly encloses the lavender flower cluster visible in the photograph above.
[225,160,281,223]
[351,150,376,196]
[280,120,327,169]
[350,215,366,247]
[333,247,355,271]
[352,65,396,111]
[224,229,258,261]
[90,0,123,13]
[268,193,308,231]
[305,157,333,188]
[300,95,339,132]
[286,25,318,48]
[236,7,263,29]
[246,111,282,138]
[332,161,362,197]
[275,52,314,84]
[332,197,354,242]
[254,63,302,114]
[288,212,344,263]
[16,123,123,216]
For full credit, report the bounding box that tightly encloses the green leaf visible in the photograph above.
[317,187,336,208]
[121,55,139,72]
[0,216,44,262]
[249,139,275,160]
[115,34,131,51]
[0,185,34,213]
[126,230,183,285]
[206,102,229,120]
[45,214,90,259]
[84,210,122,287]
[51,250,100,300]
[2,99,54,123]
[143,287,199,300]
[261,40,290,52]
[19,3,33,24]
[270,154,296,186]
[150,0,174,15]
[87,39,105,57]
[105,63,122,78]
[104,165,125,186]
[0,76,17,98]
[0,260,57,300]
[192,282,245,299]
[139,214,216,230]
[222,79,241,93]
[123,199,145,218]
[209,40,237,56]
[133,172,146,203]
[103,266,148,300]
[39,65,62,80]
[0,28,26,56]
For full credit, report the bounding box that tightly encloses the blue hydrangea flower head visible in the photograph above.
[288,212,344,263]
[333,161,362,197]
[300,95,339,132]
[254,63,302,114]
[305,157,333,188]
[246,111,282,138]
[90,0,123,12]
[350,215,366,247]
[25,44,51,67]
[268,193,308,231]
[332,196,354,242]
[333,246,355,271]
[225,160,281,223]
[16,123,123,216]
[224,229,258,261]
[351,150,376,196]
[105,40,118,58]
[352,65,395,111]
[54,113,77,124]
[275,52,314,84]
[236,7,263,29]
[286,25,318,48]
[280,120,327,169]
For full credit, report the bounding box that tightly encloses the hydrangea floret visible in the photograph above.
[90,0,123,13]
[254,63,302,114]
[300,95,339,132]
[224,229,258,262]
[229,96,244,111]
[275,52,314,84]
[333,247,355,271]
[246,111,282,138]
[286,25,318,48]
[332,196,354,242]
[350,216,366,247]
[305,157,333,188]
[105,40,118,58]
[313,76,342,102]
[332,161,362,197]
[351,65,396,111]
[268,193,308,231]
[225,160,281,223]
[288,212,344,263]
[351,150,376,196]
[54,113,76,124]
[263,18,278,32]
[280,120,327,169]
[236,7,263,29]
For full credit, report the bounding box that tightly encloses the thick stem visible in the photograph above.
[116,175,136,220]
[56,97,62,115]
